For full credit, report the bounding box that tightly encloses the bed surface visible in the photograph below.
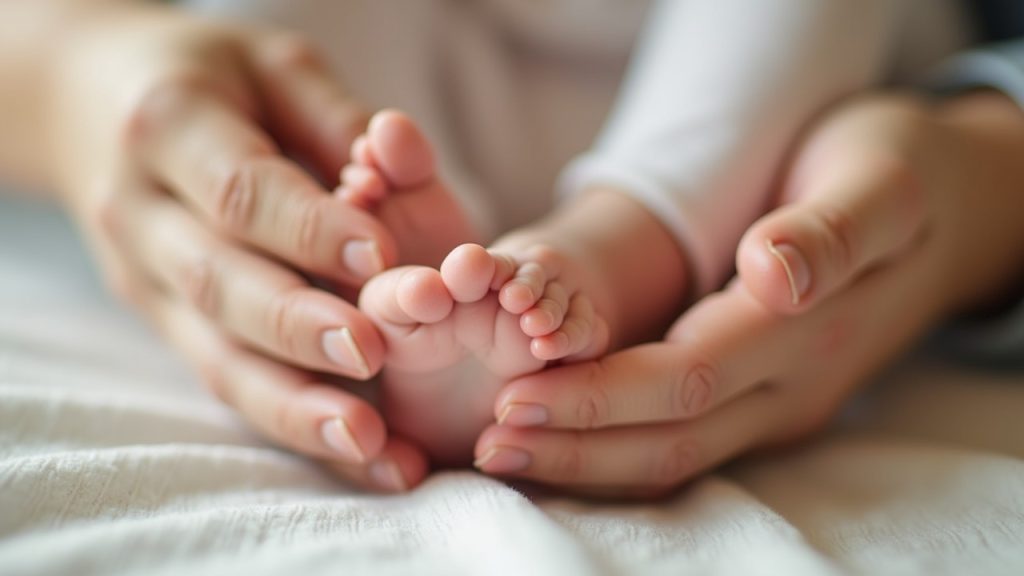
[2,197,1023,576]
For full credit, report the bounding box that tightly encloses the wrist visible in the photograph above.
[0,1,117,188]
[932,91,1024,316]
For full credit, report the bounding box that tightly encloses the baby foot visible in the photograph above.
[359,243,609,466]
[337,110,480,268]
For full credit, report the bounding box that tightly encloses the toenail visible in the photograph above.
[765,240,811,305]
[321,327,371,378]
[498,403,549,427]
[474,446,531,474]
[369,459,408,492]
[342,239,384,280]
[320,416,367,463]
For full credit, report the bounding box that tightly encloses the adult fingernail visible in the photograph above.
[342,239,384,280]
[498,403,549,427]
[474,446,531,474]
[369,459,408,492]
[322,326,371,378]
[320,416,367,463]
[765,240,811,305]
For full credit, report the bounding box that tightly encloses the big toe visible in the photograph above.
[440,244,505,303]
[368,109,435,188]
[361,267,453,326]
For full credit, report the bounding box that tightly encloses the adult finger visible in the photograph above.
[128,80,395,285]
[493,289,781,430]
[143,284,388,467]
[737,132,928,314]
[246,32,370,183]
[116,187,384,378]
[324,436,431,493]
[475,387,775,489]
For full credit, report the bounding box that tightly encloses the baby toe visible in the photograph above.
[530,293,597,361]
[520,281,569,337]
[440,243,496,303]
[367,109,435,188]
[350,134,374,166]
[499,262,547,314]
[338,164,388,208]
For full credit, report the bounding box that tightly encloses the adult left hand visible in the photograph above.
[473,91,1024,496]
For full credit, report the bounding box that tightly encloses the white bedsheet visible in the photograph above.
[2,198,1023,576]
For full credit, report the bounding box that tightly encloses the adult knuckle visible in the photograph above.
[182,256,220,317]
[578,362,612,428]
[672,361,717,419]
[213,157,262,233]
[664,336,721,418]
[293,197,323,256]
[266,289,304,356]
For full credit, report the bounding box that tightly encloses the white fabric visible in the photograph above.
[3,200,1024,575]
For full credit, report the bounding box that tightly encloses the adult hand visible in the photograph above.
[47,2,427,490]
[474,92,1024,496]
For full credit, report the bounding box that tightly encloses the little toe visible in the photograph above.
[337,164,388,208]
[563,316,610,363]
[530,293,597,360]
[367,109,435,188]
[440,243,497,303]
[360,267,452,327]
[499,262,547,314]
[520,281,569,337]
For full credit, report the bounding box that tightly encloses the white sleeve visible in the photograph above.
[558,0,900,296]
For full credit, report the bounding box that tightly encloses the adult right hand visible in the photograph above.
[46,2,427,491]
[476,92,1024,497]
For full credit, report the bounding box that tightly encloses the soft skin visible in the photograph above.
[0,0,438,493]
[479,92,1024,497]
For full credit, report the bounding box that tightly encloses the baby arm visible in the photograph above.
[561,0,902,300]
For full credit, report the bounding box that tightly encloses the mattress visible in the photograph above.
[2,197,1023,576]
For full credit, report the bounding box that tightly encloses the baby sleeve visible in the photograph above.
[558,0,900,297]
